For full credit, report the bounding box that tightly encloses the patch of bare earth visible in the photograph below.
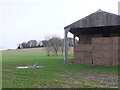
[60,71,118,88]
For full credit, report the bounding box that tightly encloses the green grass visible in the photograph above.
[2,48,118,88]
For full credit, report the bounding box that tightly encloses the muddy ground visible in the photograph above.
[60,71,119,88]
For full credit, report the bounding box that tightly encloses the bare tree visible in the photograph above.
[44,35,52,56]
[48,36,62,56]
[45,42,52,56]
[44,35,63,56]
[60,39,64,56]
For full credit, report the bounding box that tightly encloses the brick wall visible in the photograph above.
[74,36,119,66]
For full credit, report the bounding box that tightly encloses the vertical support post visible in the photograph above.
[73,34,76,49]
[73,34,76,64]
[64,28,69,64]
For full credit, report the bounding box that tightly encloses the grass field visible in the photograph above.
[2,48,119,88]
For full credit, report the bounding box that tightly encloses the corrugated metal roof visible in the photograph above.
[64,10,120,29]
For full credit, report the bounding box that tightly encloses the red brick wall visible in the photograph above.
[74,37,119,66]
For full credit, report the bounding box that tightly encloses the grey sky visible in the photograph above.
[0,0,119,50]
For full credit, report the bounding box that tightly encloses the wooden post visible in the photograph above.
[73,34,76,49]
[64,28,70,64]
[73,34,76,63]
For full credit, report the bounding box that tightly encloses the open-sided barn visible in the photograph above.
[64,10,120,66]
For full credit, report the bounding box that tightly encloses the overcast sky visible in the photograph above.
[0,0,119,50]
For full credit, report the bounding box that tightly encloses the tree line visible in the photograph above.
[17,40,42,49]
[17,35,78,56]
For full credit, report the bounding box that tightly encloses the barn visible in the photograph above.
[64,10,120,66]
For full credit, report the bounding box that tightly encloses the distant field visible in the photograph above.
[2,48,119,88]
